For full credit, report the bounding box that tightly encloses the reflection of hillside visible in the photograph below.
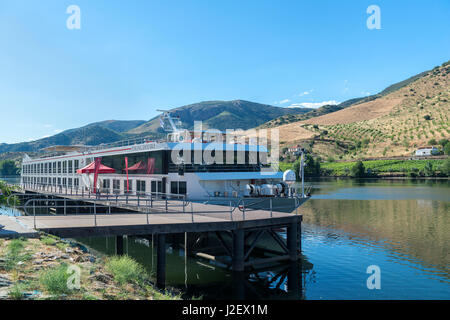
[301,199,450,276]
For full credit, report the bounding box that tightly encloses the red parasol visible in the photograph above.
[76,161,116,174]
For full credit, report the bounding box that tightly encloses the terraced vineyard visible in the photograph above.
[267,61,450,161]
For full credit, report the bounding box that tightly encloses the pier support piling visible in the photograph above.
[116,235,124,255]
[287,221,299,261]
[232,229,244,272]
[156,233,166,289]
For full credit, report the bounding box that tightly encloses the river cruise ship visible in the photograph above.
[20,112,305,203]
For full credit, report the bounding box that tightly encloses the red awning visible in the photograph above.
[76,161,116,174]
[127,161,146,171]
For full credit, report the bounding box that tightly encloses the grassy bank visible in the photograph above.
[321,159,448,177]
[279,158,449,177]
[0,234,181,300]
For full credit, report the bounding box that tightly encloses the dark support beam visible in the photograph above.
[156,233,166,289]
[298,221,302,254]
[232,229,244,272]
[243,230,265,261]
[116,235,124,255]
[287,221,299,261]
[268,229,289,254]
[232,271,245,300]
[288,262,300,298]
[215,231,232,256]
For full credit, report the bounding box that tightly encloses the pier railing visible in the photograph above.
[22,194,303,230]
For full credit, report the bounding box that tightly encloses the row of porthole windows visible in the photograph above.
[23,176,80,187]
[22,160,80,175]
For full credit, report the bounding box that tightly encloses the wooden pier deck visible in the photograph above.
[7,186,306,288]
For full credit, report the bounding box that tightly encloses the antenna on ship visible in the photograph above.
[157,109,182,132]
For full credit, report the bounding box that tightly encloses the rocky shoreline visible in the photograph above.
[0,233,181,300]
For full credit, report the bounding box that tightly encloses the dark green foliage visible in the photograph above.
[438,139,449,147]
[428,138,437,145]
[0,160,19,175]
[423,115,431,120]
[294,154,321,179]
[440,158,450,176]
[423,161,434,176]
[444,142,450,155]
[350,161,365,177]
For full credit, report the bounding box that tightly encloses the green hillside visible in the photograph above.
[128,100,312,134]
[0,120,145,154]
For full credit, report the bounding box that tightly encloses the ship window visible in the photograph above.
[113,180,120,193]
[102,179,110,193]
[74,178,79,187]
[62,178,67,186]
[68,178,72,186]
[136,180,146,195]
[68,160,73,173]
[53,162,57,174]
[58,162,62,174]
[63,161,67,174]
[124,180,132,194]
[170,182,177,194]
[74,160,79,171]
[170,181,187,195]
[179,182,187,195]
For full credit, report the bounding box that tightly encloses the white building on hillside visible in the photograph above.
[415,146,439,156]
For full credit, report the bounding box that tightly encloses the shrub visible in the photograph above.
[444,142,450,155]
[424,115,431,120]
[423,161,434,176]
[41,236,57,246]
[3,239,27,271]
[428,138,437,145]
[105,255,146,285]
[351,161,365,177]
[440,158,450,176]
[438,139,449,147]
[9,283,26,300]
[39,264,73,295]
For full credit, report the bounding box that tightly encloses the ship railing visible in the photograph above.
[84,135,166,152]
[20,183,307,229]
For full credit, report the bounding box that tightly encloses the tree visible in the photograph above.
[424,161,434,177]
[440,158,450,176]
[438,139,448,148]
[350,161,365,177]
[293,154,320,179]
[444,142,450,155]
[0,160,19,176]
[428,138,437,145]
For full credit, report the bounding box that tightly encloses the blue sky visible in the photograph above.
[0,0,449,143]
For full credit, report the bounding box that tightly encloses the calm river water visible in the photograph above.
[2,178,449,299]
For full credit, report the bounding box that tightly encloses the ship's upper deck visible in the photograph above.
[23,131,269,164]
